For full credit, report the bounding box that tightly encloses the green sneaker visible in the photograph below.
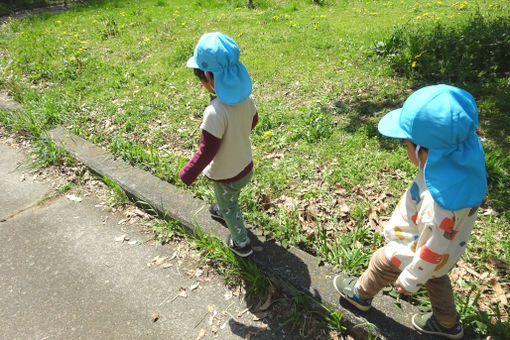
[333,275,372,312]
[412,312,464,339]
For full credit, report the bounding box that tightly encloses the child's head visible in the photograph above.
[193,68,215,94]
[187,32,252,105]
[378,84,487,211]
[404,139,428,170]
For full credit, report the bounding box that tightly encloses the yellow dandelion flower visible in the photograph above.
[414,50,425,58]
[56,20,62,24]
[412,61,417,68]
[264,131,272,136]
[181,22,186,26]
[80,40,88,44]
[70,56,76,61]
[313,25,318,30]
[238,32,243,37]
[144,38,151,42]
[320,14,326,18]
[272,15,279,19]
[74,33,79,38]
[129,22,135,26]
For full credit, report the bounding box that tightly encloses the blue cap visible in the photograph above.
[378,84,487,211]
[187,32,252,105]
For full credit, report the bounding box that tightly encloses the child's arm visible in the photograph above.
[397,217,458,293]
[179,130,221,186]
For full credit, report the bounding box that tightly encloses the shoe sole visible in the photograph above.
[230,247,253,257]
[411,314,464,339]
[333,276,371,312]
[210,213,225,223]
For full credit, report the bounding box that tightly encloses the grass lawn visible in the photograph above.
[1,0,509,337]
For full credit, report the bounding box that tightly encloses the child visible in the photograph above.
[179,32,258,257]
[333,85,487,339]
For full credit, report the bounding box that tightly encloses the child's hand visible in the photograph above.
[395,280,410,295]
[178,167,193,186]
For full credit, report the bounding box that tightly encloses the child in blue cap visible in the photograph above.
[179,32,258,257]
[333,85,487,339]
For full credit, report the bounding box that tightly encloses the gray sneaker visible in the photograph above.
[412,312,464,339]
[227,235,253,257]
[333,275,372,312]
[209,204,224,223]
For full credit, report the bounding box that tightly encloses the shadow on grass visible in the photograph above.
[328,89,403,152]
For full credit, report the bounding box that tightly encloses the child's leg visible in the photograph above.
[356,247,401,299]
[425,275,458,326]
[212,171,253,244]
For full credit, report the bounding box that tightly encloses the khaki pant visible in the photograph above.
[356,247,458,324]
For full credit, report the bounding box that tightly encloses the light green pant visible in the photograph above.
[212,170,253,244]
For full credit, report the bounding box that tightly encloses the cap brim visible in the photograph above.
[214,62,252,105]
[377,108,410,139]
[186,56,199,69]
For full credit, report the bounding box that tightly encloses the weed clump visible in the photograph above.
[375,12,510,84]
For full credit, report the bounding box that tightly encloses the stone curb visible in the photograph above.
[46,126,458,340]
[0,92,21,111]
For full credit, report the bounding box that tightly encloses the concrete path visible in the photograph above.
[0,142,282,340]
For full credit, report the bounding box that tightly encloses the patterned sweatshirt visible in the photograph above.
[384,171,479,293]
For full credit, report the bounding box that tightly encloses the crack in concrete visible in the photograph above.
[1,188,57,222]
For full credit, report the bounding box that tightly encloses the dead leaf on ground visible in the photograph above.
[114,234,128,242]
[190,282,200,291]
[259,193,272,211]
[65,194,82,202]
[367,206,380,231]
[151,313,159,322]
[489,277,508,306]
[237,307,249,318]
[208,305,218,326]
[196,328,206,340]
[178,287,187,298]
[488,256,510,271]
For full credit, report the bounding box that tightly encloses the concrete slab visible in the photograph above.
[0,91,21,111]
[0,142,51,219]
[49,127,467,339]
[0,186,282,340]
